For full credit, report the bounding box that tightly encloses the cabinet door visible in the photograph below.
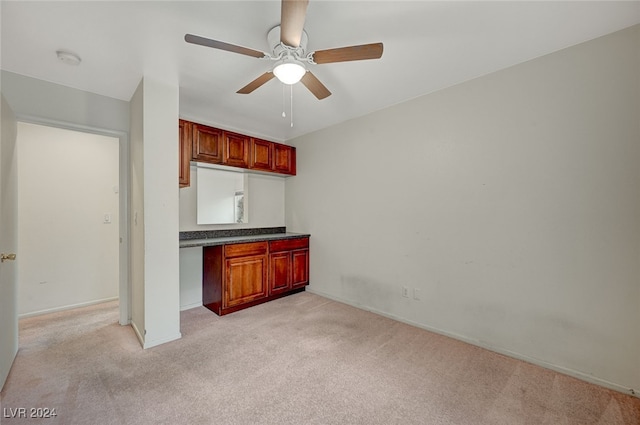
[291,249,309,288]
[273,143,296,175]
[224,254,268,308]
[179,120,192,188]
[269,251,291,295]
[224,131,250,168]
[250,138,273,172]
[192,124,223,164]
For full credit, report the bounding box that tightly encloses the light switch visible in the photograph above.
[103,213,111,224]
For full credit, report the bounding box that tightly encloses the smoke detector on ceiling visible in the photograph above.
[56,50,81,66]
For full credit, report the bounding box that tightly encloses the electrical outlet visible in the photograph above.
[413,288,421,300]
[402,286,409,298]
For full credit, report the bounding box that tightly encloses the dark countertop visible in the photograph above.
[179,232,310,248]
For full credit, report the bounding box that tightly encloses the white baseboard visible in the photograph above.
[130,321,181,349]
[18,297,119,319]
[130,320,145,347]
[180,301,202,311]
[305,287,638,399]
[143,332,182,349]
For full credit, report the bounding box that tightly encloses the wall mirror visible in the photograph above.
[196,165,249,224]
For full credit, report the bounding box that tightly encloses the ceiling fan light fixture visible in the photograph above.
[273,57,306,85]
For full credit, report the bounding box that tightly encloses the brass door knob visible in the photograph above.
[1,253,16,262]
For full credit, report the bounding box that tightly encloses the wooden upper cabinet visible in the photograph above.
[223,131,250,168]
[249,138,273,172]
[181,119,296,176]
[274,143,296,175]
[192,124,224,164]
[253,139,296,175]
[179,120,192,188]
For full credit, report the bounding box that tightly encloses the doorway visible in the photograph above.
[16,122,127,320]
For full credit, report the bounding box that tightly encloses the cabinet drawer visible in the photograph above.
[269,237,309,252]
[224,241,268,258]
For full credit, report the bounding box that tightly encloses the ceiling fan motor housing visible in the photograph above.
[268,25,309,58]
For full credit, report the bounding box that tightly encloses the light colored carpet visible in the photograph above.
[1,292,638,424]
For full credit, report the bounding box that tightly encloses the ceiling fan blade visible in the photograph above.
[237,72,276,94]
[185,34,266,59]
[280,0,308,47]
[300,71,331,100]
[312,43,384,64]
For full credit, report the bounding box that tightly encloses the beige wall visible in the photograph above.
[179,168,286,310]
[1,71,130,325]
[141,77,181,348]
[130,77,182,349]
[1,71,129,133]
[0,94,19,390]
[129,81,145,341]
[286,25,640,394]
[179,166,286,231]
[17,122,119,316]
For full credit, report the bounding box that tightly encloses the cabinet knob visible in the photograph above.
[1,253,16,262]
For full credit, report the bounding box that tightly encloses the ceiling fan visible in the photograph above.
[184,0,383,100]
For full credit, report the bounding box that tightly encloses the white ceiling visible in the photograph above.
[2,1,639,142]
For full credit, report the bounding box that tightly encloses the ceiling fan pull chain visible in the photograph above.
[282,83,286,118]
[290,84,294,127]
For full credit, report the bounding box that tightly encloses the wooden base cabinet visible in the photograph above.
[291,249,309,288]
[203,237,309,316]
[269,251,293,295]
[269,238,309,295]
[224,242,268,308]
